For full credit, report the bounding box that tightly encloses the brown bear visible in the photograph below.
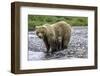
[36,21,71,54]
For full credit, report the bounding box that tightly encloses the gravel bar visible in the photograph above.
[28,26,88,60]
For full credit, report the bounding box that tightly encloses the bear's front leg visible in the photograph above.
[45,43,50,54]
[51,47,57,54]
[43,38,50,54]
[50,41,57,54]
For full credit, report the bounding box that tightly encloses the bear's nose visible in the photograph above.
[39,36,41,38]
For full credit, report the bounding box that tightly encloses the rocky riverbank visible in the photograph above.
[28,26,88,60]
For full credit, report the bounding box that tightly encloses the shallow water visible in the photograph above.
[28,26,88,61]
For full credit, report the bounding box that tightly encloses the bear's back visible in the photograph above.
[50,21,71,36]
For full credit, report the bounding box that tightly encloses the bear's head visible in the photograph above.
[35,26,47,39]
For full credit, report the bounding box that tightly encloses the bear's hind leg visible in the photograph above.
[57,37,62,50]
[62,36,70,50]
[61,39,64,50]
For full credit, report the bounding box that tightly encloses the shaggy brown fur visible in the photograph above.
[36,21,71,54]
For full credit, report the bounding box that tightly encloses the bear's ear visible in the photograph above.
[35,26,41,29]
[43,23,50,26]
